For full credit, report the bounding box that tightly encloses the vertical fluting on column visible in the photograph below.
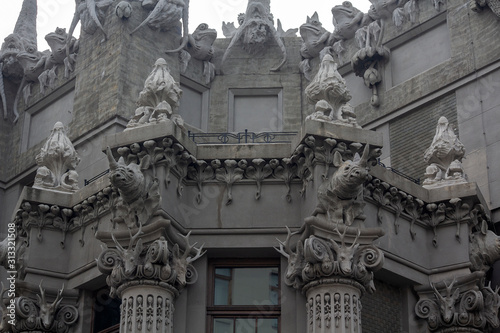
[120,285,176,333]
[304,281,363,333]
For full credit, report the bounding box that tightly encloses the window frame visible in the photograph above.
[207,258,281,333]
[228,88,283,132]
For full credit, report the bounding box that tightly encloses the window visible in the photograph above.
[208,259,280,333]
[92,287,121,333]
[178,77,209,131]
[228,88,283,132]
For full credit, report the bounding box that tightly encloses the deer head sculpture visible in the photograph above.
[111,223,144,277]
[37,281,64,329]
[171,231,205,286]
[431,279,459,324]
[275,226,305,287]
[330,226,360,274]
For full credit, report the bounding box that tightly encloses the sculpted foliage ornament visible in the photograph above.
[34,122,80,192]
[127,58,184,129]
[423,117,467,189]
[305,54,360,128]
[221,0,287,72]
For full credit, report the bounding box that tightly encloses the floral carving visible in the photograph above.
[422,203,446,247]
[446,198,470,243]
[423,117,467,188]
[187,160,215,204]
[405,195,424,239]
[214,159,245,205]
[272,158,297,202]
[245,158,273,200]
[127,58,184,129]
[34,122,80,192]
[305,54,360,127]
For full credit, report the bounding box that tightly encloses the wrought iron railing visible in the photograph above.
[377,160,420,185]
[188,129,297,144]
[84,169,110,186]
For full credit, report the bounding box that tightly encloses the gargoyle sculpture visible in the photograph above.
[470,230,500,273]
[298,12,330,80]
[180,23,217,84]
[329,1,366,63]
[313,144,371,225]
[66,0,113,58]
[106,147,160,227]
[16,49,48,103]
[131,0,190,54]
[221,0,287,72]
[39,28,79,94]
[0,0,37,123]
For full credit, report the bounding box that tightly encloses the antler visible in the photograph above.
[53,284,64,307]
[334,224,361,249]
[275,226,296,258]
[443,278,457,297]
[178,231,206,262]
[111,222,143,253]
[39,280,46,304]
[128,222,143,249]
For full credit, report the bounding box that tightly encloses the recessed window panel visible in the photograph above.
[214,267,279,306]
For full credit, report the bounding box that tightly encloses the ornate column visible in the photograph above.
[97,221,204,333]
[277,144,385,333]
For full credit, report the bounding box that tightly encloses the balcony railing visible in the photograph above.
[188,129,297,145]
